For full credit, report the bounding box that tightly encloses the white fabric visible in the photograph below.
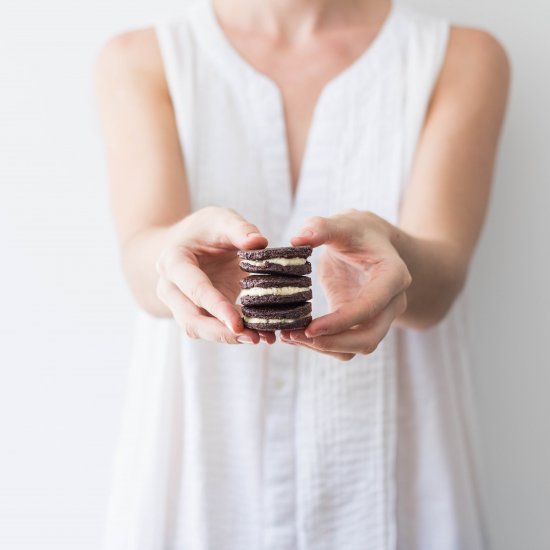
[101,1,488,548]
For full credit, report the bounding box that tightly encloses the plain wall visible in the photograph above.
[0,0,548,548]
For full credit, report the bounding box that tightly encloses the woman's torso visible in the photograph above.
[102,1,488,549]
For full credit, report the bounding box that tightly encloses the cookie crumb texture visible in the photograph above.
[242,303,312,331]
[238,245,312,275]
[238,246,313,331]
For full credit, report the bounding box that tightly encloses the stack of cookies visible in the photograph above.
[237,245,313,331]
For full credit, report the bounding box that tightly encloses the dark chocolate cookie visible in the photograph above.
[239,275,312,306]
[242,302,312,331]
[238,245,312,275]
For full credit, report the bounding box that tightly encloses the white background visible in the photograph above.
[0,0,548,548]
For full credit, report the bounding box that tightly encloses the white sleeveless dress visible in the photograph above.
[101,1,488,548]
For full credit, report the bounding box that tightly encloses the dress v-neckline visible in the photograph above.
[196,0,398,234]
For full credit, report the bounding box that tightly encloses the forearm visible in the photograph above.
[120,225,175,318]
[387,223,468,329]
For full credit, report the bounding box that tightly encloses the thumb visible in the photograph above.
[210,209,268,250]
[290,215,353,248]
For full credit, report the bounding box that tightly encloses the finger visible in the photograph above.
[187,314,260,344]
[159,278,260,344]
[164,247,244,332]
[281,330,355,361]
[305,257,410,337]
[280,333,355,361]
[208,208,268,250]
[290,211,361,248]
[258,330,277,345]
[291,293,406,354]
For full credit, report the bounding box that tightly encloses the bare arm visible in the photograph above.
[285,27,510,358]
[94,29,189,317]
[394,27,510,327]
[94,30,272,344]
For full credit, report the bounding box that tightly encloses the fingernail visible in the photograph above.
[247,232,263,238]
[298,230,313,237]
[237,335,254,344]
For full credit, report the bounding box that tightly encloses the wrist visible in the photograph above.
[121,225,175,318]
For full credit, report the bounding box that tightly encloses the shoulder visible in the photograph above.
[94,28,166,97]
[448,26,510,79]
[422,25,511,124]
[440,26,510,101]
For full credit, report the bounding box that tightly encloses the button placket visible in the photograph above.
[262,343,298,549]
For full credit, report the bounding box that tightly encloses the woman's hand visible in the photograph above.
[155,207,276,344]
[280,209,412,361]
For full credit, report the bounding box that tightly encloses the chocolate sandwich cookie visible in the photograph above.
[239,275,312,306]
[238,245,312,275]
[242,302,312,331]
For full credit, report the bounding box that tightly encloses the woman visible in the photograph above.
[95,0,509,547]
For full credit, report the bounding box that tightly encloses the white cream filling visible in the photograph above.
[243,314,311,325]
[241,286,308,297]
[243,257,307,267]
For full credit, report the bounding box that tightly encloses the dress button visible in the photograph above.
[273,376,285,391]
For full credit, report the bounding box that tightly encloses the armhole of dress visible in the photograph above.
[397,16,452,214]
[414,18,452,163]
[428,19,452,114]
[153,18,195,208]
[153,20,181,112]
